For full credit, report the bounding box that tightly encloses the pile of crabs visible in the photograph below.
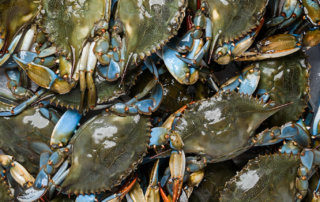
[0,0,320,201]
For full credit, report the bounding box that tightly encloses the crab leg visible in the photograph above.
[255,120,311,148]
[95,22,127,82]
[266,0,300,27]
[0,88,47,116]
[0,33,23,66]
[5,68,34,99]
[169,150,185,202]
[18,146,70,201]
[110,72,163,115]
[145,160,161,202]
[101,176,138,202]
[86,42,98,109]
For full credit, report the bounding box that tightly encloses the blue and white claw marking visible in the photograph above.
[50,110,82,148]
[238,67,260,95]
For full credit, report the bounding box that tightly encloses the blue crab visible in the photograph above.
[220,51,309,126]
[11,0,186,111]
[15,109,151,201]
[162,0,314,85]
[0,106,58,174]
[149,91,291,201]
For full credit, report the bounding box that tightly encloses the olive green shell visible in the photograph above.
[61,112,151,194]
[174,91,287,162]
[39,0,106,63]
[256,51,309,126]
[0,178,13,201]
[0,108,56,174]
[0,0,38,52]
[206,0,267,45]
[160,72,209,113]
[190,161,237,202]
[116,0,187,62]
[220,154,300,202]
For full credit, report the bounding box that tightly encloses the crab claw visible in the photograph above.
[0,155,35,188]
[50,109,82,148]
[145,160,160,201]
[169,150,186,202]
[17,187,46,202]
[13,53,77,94]
[0,33,23,66]
[236,34,302,61]
[162,45,199,85]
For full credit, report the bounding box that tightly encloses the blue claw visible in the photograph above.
[0,33,23,66]
[162,45,198,85]
[50,110,82,147]
[177,31,193,51]
[135,99,155,114]
[221,75,243,92]
[16,51,38,63]
[281,122,299,138]
[294,119,311,147]
[39,107,60,124]
[238,68,260,95]
[301,149,314,171]
[98,59,121,81]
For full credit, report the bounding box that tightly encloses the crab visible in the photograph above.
[162,0,318,85]
[220,51,310,126]
[11,0,187,112]
[0,106,58,174]
[149,91,292,201]
[219,142,320,202]
[15,109,151,201]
